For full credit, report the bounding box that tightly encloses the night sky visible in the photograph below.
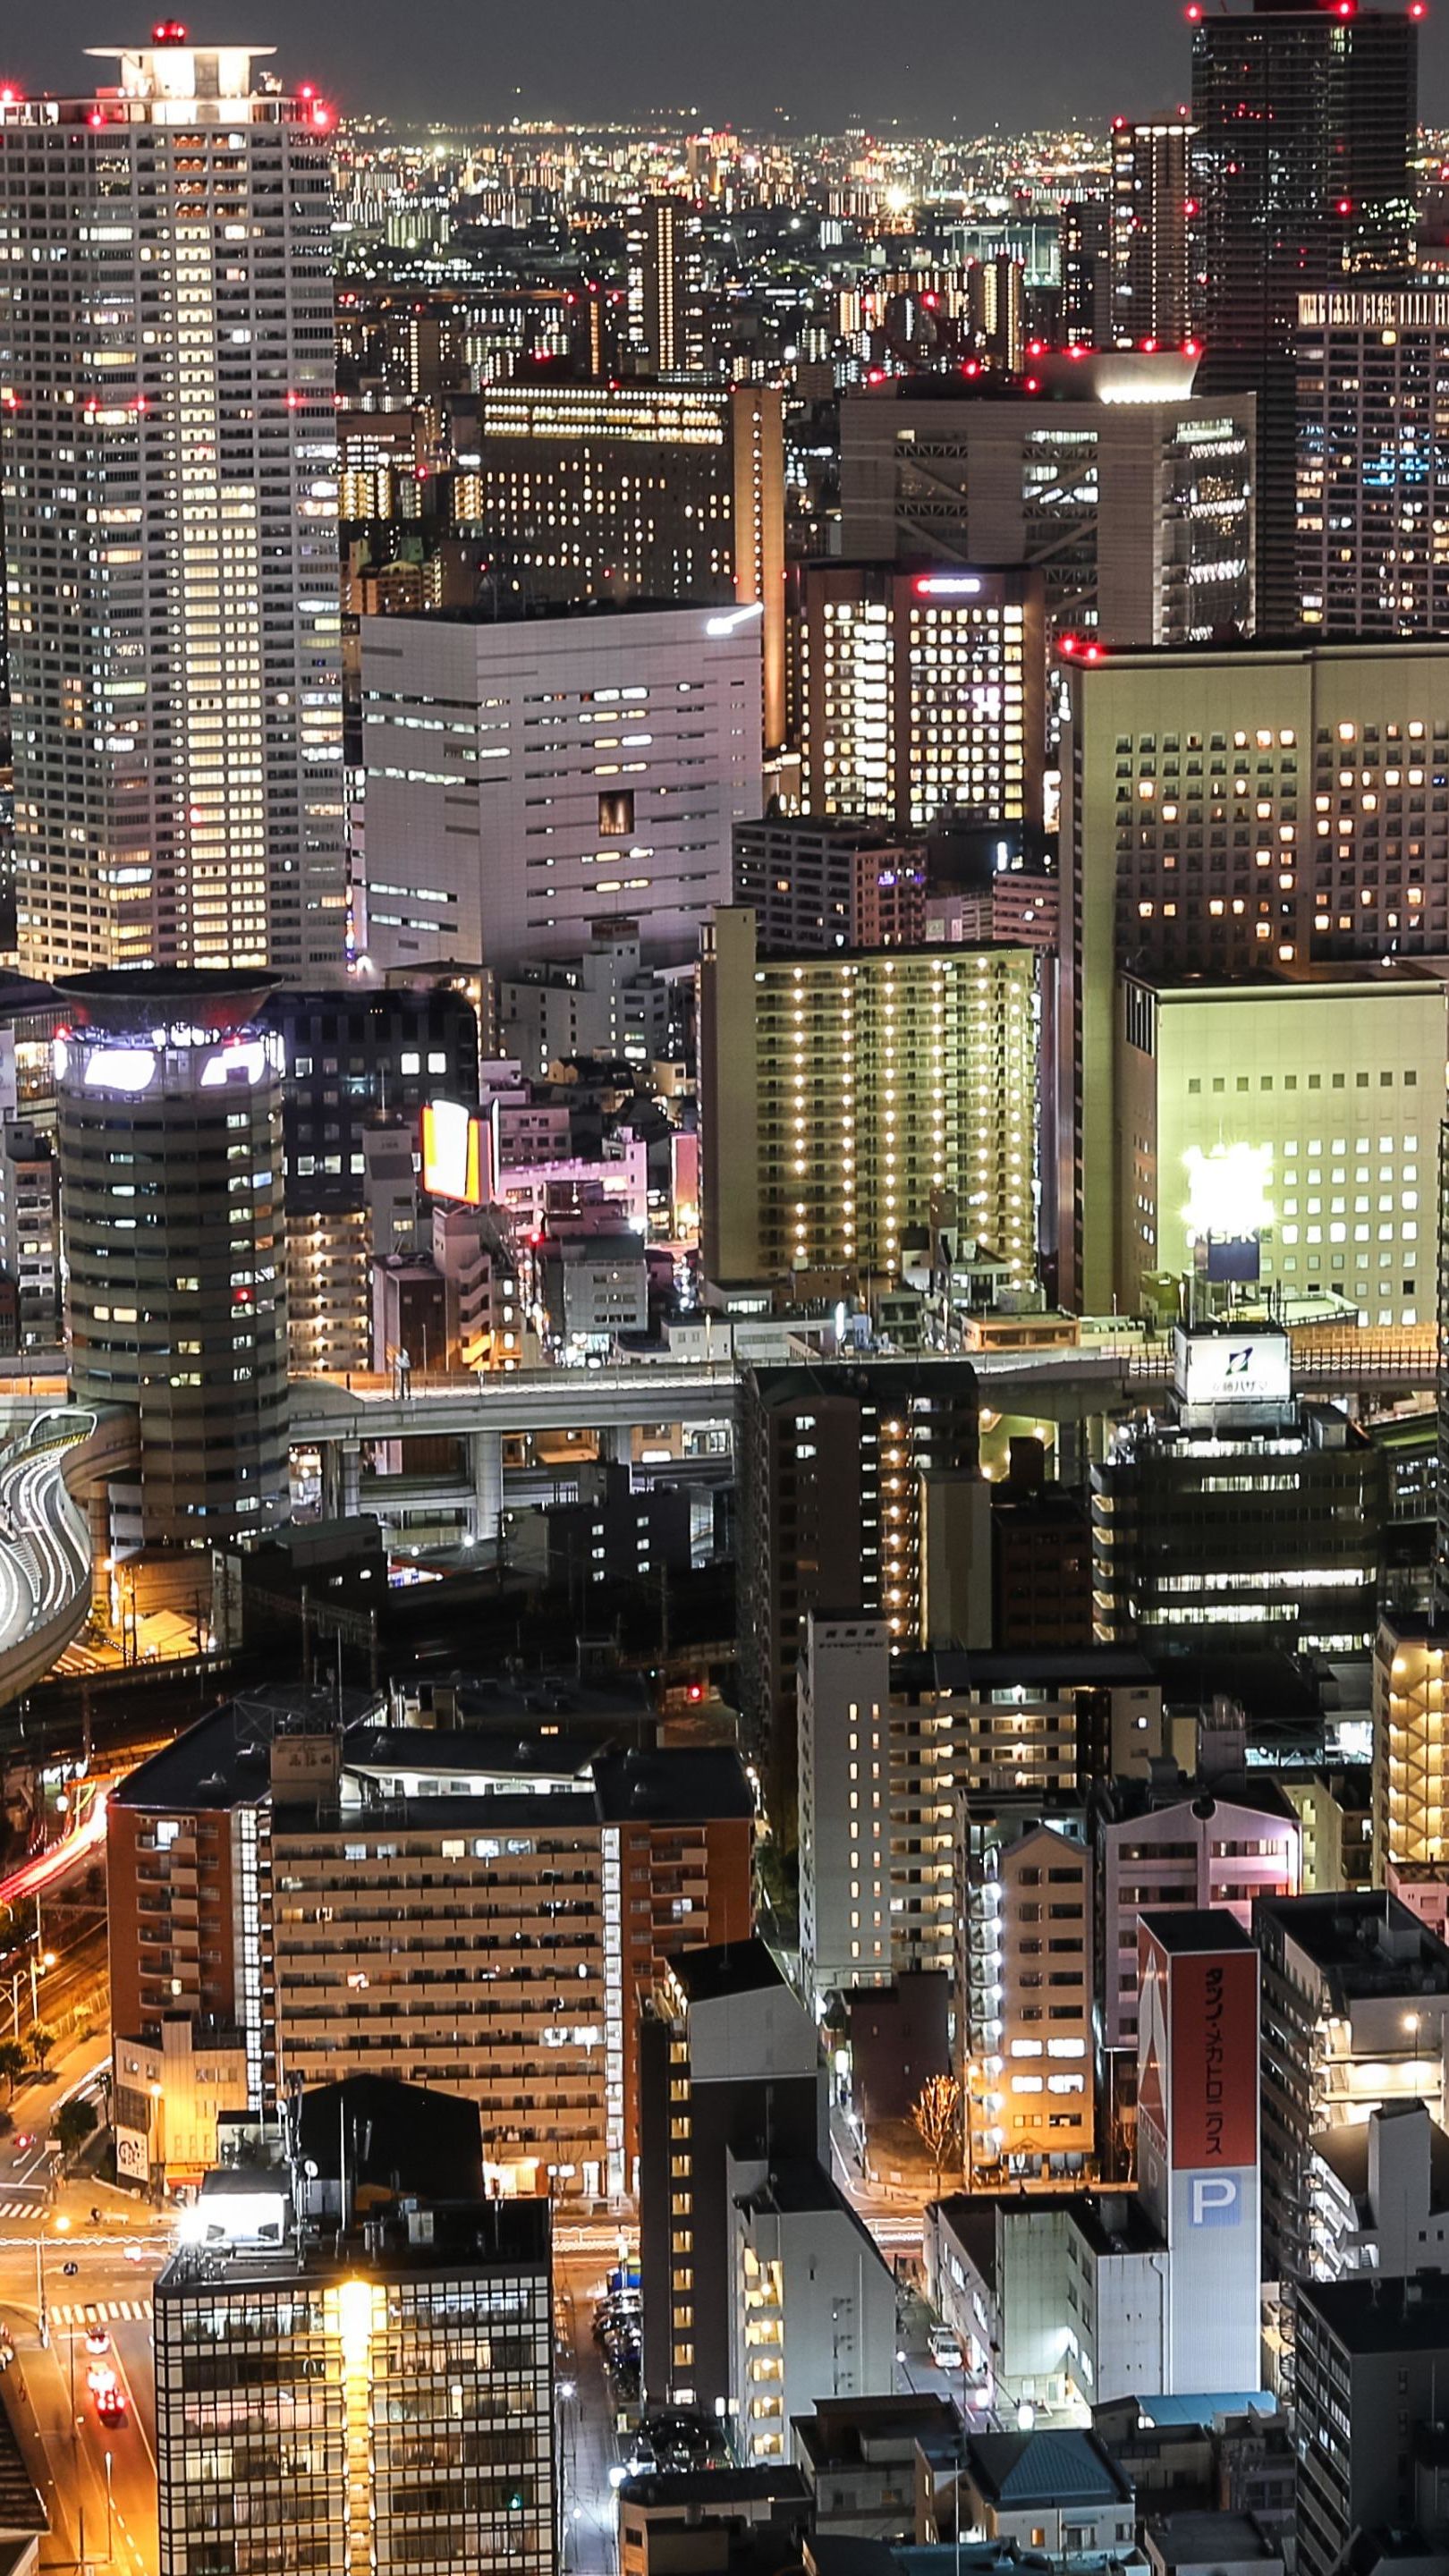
[13,1,1448,138]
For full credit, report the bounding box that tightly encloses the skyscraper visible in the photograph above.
[56,970,291,1551]
[1109,120,1196,349]
[790,561,1045,831]
[1296,286,1449,632]
[0,32,346,979]
[1191,0,1419,629]
[626,194,705,372]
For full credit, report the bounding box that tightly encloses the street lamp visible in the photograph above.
[105,2449,114,2566]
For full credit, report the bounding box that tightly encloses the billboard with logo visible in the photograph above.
[1174,1325,1291,1411]
[1136,1921,1261,2394]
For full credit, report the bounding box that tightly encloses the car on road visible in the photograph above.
[928,2326,964,2370]
[90,2367,127,2428]
[84,2315,110,2359]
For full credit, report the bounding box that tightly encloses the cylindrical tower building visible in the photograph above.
[55,971,290,1549]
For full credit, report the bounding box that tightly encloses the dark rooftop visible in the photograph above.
[620,2465,810,2510]
[593,1745,755,1824]
[1147,2512,1279,2570]
[668,1938,791,2007]
[931,2190,1164,2276]
[296,2076,485,2205]
[793,2395,962,2469]
[1140,1909,1258,1957]
[1253,1893,1449,1997]
[1299,2274,1449,2354]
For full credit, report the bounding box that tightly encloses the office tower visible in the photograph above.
[639,1938,825,2414]
[1059,199,1112,347]
[154,2079,555,2576]
[110,1699,754,2200]
[268,980,478,1375]
[962,1819,1094,2182]
[1297,286,1449,634]
[1296,2275,1449,2576]
[627,195,705,372]
[56,970,290,1550]
[1255,1891,1449,2286]
[797,1611,1162,2010]
[790,562,1045,832]
[1191,0,1418,629]
[698,907,1038,1292]
[1106,962,1442,1325]
[360,603,761,973]
[1060,635,1449,1308]
[1097,1778,1300,2160]
[736,1359,981,1837]
[838,360,1254,648]
[1091,1324,1385,1657]
[0,37,345,979]
[1135,1911,1261,2396]
[452,380,785,743]
[1108,122,1195,350]
[732,818,928,953]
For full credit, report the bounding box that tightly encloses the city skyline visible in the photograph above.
[7,0,1449,141]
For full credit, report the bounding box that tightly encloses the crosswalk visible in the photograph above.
[50,2300,151,2329]
[0,2199,38,2219]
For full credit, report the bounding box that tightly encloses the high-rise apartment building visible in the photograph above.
[1191,0,1419,627]
[360,604,761,972]
[838,360,1253,648]
[963,1819,1095,2182]
[1296,286,1449,635]
[452,380,785,742]
[1109,122,1195,350]
[736,1359,981,1836]
[1106,962,1443,1323]
[698,907,1038,1292]
[790,562,1045,831]
[0,35,345,978]
[1059,199,1112,347]
[1255,1890,1449,2286]
[154,2080,555,2576]
[1296,2275,1449,2576]
[109,1700,754,2201]
[1061,635,1449,1305]
[1372,1615,1449,1876]
[627,195,705,372]
[797,1610,1162,2012]
[732,818,928,953]
[56,970,290,1551]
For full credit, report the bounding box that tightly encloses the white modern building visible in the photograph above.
[925,2190,1168,2419]
[727,2151,899,2463]
[360,602,763,970]
[0,34,345,978]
